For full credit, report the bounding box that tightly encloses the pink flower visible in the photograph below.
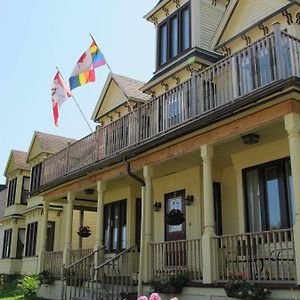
[137,297,148,300]
[149,293,161,300]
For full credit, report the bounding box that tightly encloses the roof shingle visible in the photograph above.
[11,150,30,171]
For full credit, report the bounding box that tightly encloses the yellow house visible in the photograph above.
[3,0,300,299]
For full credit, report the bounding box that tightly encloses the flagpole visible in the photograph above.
[89,34,137,116]
[55,66,94,133]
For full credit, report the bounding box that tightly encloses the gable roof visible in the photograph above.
[211,0,296,49]
[27,131,77,162]
[92,73,150,121]
[4,150,30,177]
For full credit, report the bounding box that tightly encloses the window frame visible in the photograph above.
[243,157,294,232]
[2,229,12,258]
[21,176,30,204]
[25,222,38,257]
[7,177,17,207]
[157,3,191,68]
[103,200,127,253]
[30,163,42,192]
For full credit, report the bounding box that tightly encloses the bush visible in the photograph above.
[38,271,55,285]
[17,274,40,297]
[0,275,4,293]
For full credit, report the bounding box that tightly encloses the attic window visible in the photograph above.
[158,3,191,67]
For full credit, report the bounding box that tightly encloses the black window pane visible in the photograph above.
[170,16,178,58]
[159,23,167,65]
[25,222,38,257]
[2,229,12,258]
[181,7,190,51]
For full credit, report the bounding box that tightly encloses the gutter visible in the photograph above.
[125,159,145,186]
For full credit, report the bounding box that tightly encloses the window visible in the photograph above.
[46,221,55,252]
[213,182,223,236]
[2,229,12,258]
[21,177,30,204]
[7,177,17,206]
[135,198,141,249]
[158,4,191,66]
[30,163,42,191]
[16,228,25,259]
[104,200,126,252]
[25,222,38,257]
[243,158,294,232]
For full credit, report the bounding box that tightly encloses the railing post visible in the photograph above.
[285,113,300,285]
[65,141,71,174]
[63,192,74,266]
[231,56,239,98]
[273,22,284,80]
[191,70,199,117]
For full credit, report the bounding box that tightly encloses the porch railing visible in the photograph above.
[214,229,295,283]
[70,248,93,265]
[62,247,105,300]
[150,239,202,281]
[92,245,139,300]
[41,28,300,186]
[41,251,63,279]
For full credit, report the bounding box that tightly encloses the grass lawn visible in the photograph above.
[0,279,46,300]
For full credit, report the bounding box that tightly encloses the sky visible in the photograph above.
[0,0,157,184]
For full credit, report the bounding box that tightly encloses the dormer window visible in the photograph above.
[30,162,42,192]
[7,177,17,207]
[158,4,191,67]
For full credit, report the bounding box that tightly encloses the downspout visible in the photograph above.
[125,159,145,296]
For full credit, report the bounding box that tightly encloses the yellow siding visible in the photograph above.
[221,0,290,45]
[152,167,202,243]
[27,138,43,163]
[200,0,224,51]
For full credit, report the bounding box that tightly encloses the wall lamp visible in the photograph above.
[242,133,260,145]
[185,195,194,206]
[153,201,162,212]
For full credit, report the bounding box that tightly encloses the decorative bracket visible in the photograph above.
[225,0,230,9]
[221,46,231,56]
[172,75,181,85]
[161,82,169,92]
[258,23,269,36]
[282,9,293,25]
[162,7,169,17]
[173,0,180,9]
[149,90,156,99]
[114,110,121,118]
[241,34,251,46]
[186,66,194,76]
[150,16,158,26]
[107,114,113,122]
[212,0,217,6]
[124,104,132,112]
[296,12,300,24]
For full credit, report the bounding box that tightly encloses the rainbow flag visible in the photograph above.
[69,41,106,90]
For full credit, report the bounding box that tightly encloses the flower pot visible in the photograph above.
[166,209,185,226]
[77,231,91,238]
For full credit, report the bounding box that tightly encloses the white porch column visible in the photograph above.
[94,181,106,265]
[63,192,74,266]
[38,199,50,272]
[143,165,154,282]
[201,144,216,284]
[284,113,300,284]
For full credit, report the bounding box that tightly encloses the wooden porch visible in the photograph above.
[149,229,295,284]
[39,26,300,189]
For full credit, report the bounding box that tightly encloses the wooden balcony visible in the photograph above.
[40,29,300,187]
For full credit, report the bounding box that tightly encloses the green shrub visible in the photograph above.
[17,274,40,297]
[38,271,55,285]
[0,275,4,293]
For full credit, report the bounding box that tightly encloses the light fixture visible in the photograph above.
[153,201,162,212]
[185,195,194,206]
[242,133,260,145]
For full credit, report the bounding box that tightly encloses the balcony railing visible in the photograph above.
[41,28,300,186]
[214,229,295,283]
[150,239,202,281]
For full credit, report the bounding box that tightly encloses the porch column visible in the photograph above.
[63,192,74,266]
[94,181,106,265]
[201,144,216,284]
[38,199,50,272]
[143,165,154,282]
[284,113,300,284]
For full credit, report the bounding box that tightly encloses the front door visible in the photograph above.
[164,190,186,267]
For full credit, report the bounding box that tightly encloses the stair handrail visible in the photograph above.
[94,245,137,270]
